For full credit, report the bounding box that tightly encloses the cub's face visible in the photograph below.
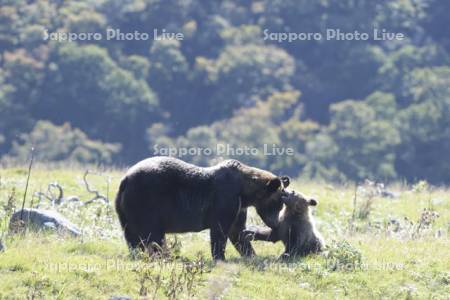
[281,189,317,214]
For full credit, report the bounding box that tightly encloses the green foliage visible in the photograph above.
[149,91,303,170]
[0,4,21,51]
[41,44,159,160]
[121,55,150,80]
[396,67,450,183]
[325,240,363,271]
[5,121,121,164]
[204,44,295,119]
[66,10,106,36]
[315,96,401,181]
[148,39,191,127]
[0,0,449,184]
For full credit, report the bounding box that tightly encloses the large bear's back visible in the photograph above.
[122,156,220,232]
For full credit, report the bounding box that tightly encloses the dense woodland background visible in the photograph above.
[0,0,449,183]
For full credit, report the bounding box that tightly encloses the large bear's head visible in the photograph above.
[231,161,290,227]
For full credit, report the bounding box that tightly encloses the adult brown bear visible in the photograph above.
[115,156,290,260]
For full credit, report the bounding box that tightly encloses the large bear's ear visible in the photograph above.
[308,198,318,206]
[266,178,282,193]
[281,176,290,188]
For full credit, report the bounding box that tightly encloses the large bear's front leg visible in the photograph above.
[210,195,241,260]
[228,208,256,257]
[210,223,229,260]
[243,226,280,243]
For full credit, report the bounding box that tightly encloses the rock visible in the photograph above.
[380,190,399,198]
[0,239,5,252]
[9,208,81,237]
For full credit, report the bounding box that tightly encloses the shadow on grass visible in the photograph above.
[225,254,311,271]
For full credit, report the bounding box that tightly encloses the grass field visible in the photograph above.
[0,167,449,299]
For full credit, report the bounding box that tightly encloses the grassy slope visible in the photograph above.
[0,167,448,299]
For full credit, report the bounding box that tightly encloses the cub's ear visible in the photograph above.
[308,199,318,206]
[266,178,282,193]
[280,176,290,188]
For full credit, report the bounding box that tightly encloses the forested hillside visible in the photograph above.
[0,0,449,183]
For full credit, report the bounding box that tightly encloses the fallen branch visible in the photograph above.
[83,170,108,205]
[33,182,65,208]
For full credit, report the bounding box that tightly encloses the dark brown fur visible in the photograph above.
[115,156,290,260]
[244,188,324,258]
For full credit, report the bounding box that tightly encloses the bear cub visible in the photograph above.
[244,188,325,258]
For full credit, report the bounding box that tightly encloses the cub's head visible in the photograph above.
[281,188,317,215]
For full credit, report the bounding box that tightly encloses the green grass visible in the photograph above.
[0,167,449,299]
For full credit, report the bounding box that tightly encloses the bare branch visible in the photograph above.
[83,170,108,205]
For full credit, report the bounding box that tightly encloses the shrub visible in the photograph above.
[4,121,121,165]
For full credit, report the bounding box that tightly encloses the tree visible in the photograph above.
[0,51,43,153]
[147,39,190,131]
[395,67,450,183]
[308,95,401,181]
[0,4,21,53]
[147,91,306,172]
[376,44,447,105]
[5,121,121,164]
[39,44,160,161]
[259,0,388,121]
[203,44,295,120]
